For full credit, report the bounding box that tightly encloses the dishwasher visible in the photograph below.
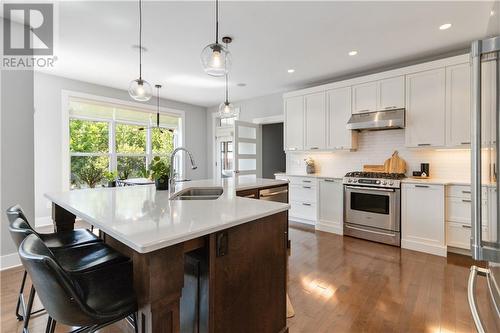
[258,185,289,203]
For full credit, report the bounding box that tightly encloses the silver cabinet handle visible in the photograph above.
[345,224,396,237]
[468,266,488,333]
[415,185,429,188]
[302,186,311,189]
[302,203,312,206]
[302,180,312,183]
[462,225,472,229]
[462,199,472,203]
[461,142,471,145]
[417,143,431,146]
[310,147,319,150]
[323,179,336,182]
[462,190,471,194]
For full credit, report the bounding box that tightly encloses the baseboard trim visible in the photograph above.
[289,217,315,226]
[315,222,343,235]
[0,252,21,271]
[402,239,447,257]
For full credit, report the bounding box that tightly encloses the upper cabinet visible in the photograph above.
[446,63,471,147]
[284,96,304,151]
[327,87,357,150]
[352,82,378,113]
[405,68,446,148]
[304,92,327,150]
[378,76,405,110]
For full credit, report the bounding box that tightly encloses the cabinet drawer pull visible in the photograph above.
[417,143,431,147]
[310,147,319,150]
[462,199,472,203]
[461,142,471,145]
[302,186,312,189]
[384,106,397,110]
[415,185,430,188]
[302,203,312,206]
[462,190,471,194]
[358,109,370,113]
[302,180,312,183]
[324,179,336,182]
[462,225,472,229]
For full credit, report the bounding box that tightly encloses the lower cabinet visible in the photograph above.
[317,178,343,235]
[288,176,318,225]
[401,183,446,256]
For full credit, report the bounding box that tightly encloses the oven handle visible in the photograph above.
[345,185,396,192]
[345,224,397,237]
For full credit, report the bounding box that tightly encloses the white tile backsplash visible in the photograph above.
[287,130,490,181]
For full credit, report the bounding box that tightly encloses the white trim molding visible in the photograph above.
[0,252,21,271]
[252,115,284,125]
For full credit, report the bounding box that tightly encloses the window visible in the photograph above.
[68,97,181,189]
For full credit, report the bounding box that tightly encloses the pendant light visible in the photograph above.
[154,84,163,133]
[218,73,236,118]
[129,0,152,101]
[200,0,231,77]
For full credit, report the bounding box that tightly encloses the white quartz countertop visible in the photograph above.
[275,172,343,180]
[402,177,496,187]
[45,178,290,254]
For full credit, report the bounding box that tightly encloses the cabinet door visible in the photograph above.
[284,96,304,151]
[405,69,446,148]
[446,63,471,147]
[304,92,326,150]
[378,76,405,110]
[318,178,343,234]
[352,81,378,114]
[327,87,357,150]
[402,184,446,256]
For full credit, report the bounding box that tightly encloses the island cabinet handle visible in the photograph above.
[216,231,228,257]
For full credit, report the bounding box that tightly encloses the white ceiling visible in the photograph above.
[42,1,497,107]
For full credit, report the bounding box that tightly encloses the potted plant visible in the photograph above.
[149,156,170,191]
[104,170,118,187]
[75,164,104,188]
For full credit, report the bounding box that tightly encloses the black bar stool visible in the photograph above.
[19,234,138,333]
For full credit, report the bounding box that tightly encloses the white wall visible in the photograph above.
[205,92,283,176]
[34,73,207,224]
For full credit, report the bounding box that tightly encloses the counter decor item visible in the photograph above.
[384,151,406,174]
[304,157,316,174]
[149,156,170,191]
[104,171,118,188]
[420,163,430,177]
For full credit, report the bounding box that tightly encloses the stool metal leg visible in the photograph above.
[16,270,28,320]
[45,316,52,333]
[132,312,139,333]
[22,286,36,333]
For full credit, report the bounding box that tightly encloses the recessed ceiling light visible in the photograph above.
[348,50,358,56]
[439,23,452,30]
[287,69,295,73]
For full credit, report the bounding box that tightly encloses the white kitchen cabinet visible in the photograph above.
[405,68,446,148]
[327,87,357,150]
[488,188,497,244]
[378,76,405,110]
[284,96,304,151]
[287,176,318,225]
[317,178,343,235]
[446,63,471,147]
[304,92,327,150]
[402,183,446,256]
[352,81,378,114]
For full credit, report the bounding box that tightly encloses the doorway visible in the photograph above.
[261,123,285,179]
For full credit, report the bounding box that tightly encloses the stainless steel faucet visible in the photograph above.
[169,147,197,195]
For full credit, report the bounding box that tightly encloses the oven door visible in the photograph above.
[344,185,400,231]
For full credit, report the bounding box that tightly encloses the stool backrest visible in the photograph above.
[6,205,40,238]
[19,234,95,326]
[8,217,34,248]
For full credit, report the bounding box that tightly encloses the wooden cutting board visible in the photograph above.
[363,165,385,172]
[384,151,406,174]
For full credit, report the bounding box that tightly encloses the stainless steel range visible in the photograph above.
[343,172,405,246]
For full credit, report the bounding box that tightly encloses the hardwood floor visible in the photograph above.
[1,223,497,332]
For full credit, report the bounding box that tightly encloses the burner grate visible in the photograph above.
[344,171,406,180]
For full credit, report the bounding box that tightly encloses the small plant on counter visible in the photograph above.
[149,156,170,191]
[104,170,118,187]
[75,164,104,188]
[304,157,316,174]
[138,165,150,179]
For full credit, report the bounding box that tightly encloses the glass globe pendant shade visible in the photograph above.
[201,43,231,77]
[129,78,153,102]
[218,101,237,118]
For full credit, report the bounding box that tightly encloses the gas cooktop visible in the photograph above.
[343,171,406,188]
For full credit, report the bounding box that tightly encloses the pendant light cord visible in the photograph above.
[156,86,160,127]
[138,0,143,80]
[215,0,219,44]
[225,74,229,104]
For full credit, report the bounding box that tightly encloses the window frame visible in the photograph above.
[62,90,185,190]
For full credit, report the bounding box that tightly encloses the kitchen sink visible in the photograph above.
[170,187,223,200]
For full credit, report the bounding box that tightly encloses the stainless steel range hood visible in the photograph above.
[346,109,405,131]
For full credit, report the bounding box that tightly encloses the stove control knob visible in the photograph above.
[382,181,387,185]
[348,179,352,183]
[376,180,381,184]
[389,181,394,186]
[353,179,357,183]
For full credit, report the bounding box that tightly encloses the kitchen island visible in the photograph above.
[45,178,289,333]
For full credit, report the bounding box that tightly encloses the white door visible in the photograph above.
[304,92,326,150]
[284,96,304,151]
[446,63,471,147]
[327,87,357,150]
[378,76,405,110]
[233,120,260,181]
[352,81,378,114]
[405,68,446,148]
